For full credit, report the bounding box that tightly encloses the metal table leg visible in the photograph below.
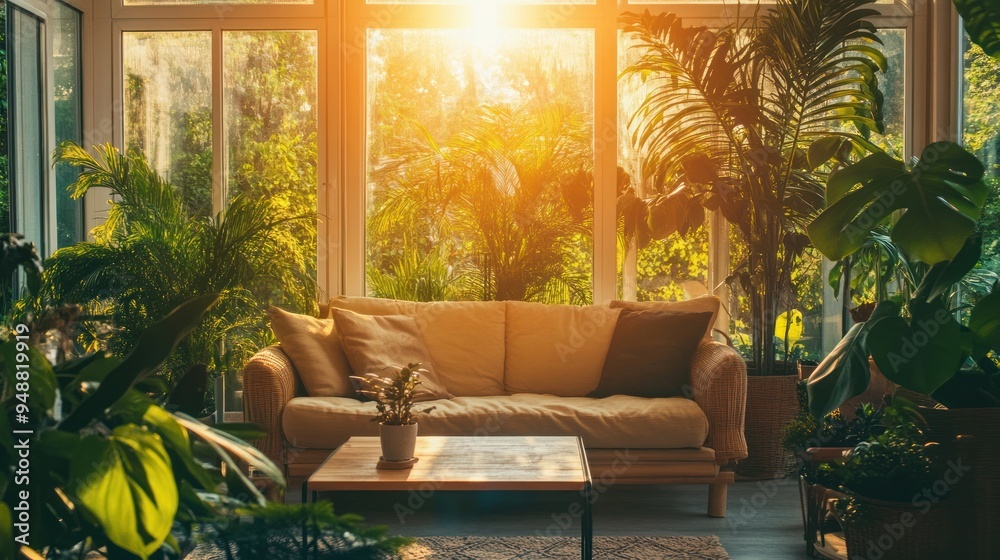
[582,481,593,560]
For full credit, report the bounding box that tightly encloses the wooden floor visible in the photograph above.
[290,478,809,559]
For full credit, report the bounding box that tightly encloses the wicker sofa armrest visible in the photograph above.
[690,341,748,463]
[243,345,299,467]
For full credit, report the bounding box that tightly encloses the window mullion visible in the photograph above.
[212,27,225,216]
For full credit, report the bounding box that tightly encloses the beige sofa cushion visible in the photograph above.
[267,306,353,397]
[328,297,506,396]
[504,301,620,396]
[330,308,453,402]
[282,394,709,450]
[610,295,721,340]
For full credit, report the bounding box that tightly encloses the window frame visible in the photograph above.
[89,0,957,348]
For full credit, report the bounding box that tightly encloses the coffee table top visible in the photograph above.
[307,436,591,492]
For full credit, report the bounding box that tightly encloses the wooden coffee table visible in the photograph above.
[306,435,594,559]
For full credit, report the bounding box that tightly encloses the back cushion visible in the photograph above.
[328,297,506,396]
[610,295,721,340]
[268,306,353,397]
[504,301,621,396]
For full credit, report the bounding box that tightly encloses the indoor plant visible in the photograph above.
[619,0,889,477]
[806,140,998,557]
[37,142,316,416]
[351,363,435,463]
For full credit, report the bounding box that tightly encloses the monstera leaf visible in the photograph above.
[954,0,1000,60]
[69,425,178,559]
[808,142,987,264]
[807,300,900,417]
[868,299,964,396]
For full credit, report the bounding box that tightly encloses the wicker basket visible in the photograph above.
[844,497,959,560]
[838,360,896,420]
[919,406,1000,560]
[737,374,800,479]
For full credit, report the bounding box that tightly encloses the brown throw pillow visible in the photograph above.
[268,306,354,397]
[588,310,714,399]
[330,308,453,402]
[610,296,720,340]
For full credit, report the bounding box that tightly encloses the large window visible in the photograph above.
[121,28,320,284]
[962,34,1000,279]
[365,28,595,303]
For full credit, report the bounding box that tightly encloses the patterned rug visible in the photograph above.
[401,536,729,559]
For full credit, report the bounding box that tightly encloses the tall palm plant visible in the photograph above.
[369,102,594,304]
[40,142,315,391]
[619,0,888,375]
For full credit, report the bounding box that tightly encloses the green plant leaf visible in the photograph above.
[954,0,1000,60]
[0,342,57,419]
[806,300,900,417]
[173,413,285,491]
[809,142,987,264]
[69,425,178,559]
[807,135,849,171]
[913,233,983,302]
[0,503,12,560]
[59,294,219,432]
[868,300,964,395]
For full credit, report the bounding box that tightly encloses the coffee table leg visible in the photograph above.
[582,482,593,560]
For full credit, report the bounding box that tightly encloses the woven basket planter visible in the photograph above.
[736,373,800,479]
[844,496,959,560]
[920,406,1000,560]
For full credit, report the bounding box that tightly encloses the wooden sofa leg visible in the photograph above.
[708,481,729,518]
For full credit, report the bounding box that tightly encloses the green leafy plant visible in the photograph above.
[806,141,1000,416]
[351,363,435,426]
[784,403,888,458]
[202,501,409,559]
[833,422,937,507]
[618,0,888,375]
[954,0,1000,60]
[0,294,287,559]
[39,142,316,413]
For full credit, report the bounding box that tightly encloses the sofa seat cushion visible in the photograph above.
[281,394,709,450]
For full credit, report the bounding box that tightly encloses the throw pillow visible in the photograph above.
[267,306,353,397]
[330,308,453,402]
[588,309,714,399]
[610,295,720,340]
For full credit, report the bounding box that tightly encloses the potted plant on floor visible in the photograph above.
[805,140,999,558]
[352,363,435,465]
[619,0,890,477]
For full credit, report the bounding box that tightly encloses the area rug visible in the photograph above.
[401,536,729,559]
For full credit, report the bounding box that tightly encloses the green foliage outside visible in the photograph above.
[964,41,1000,284]
[35,144,315,414]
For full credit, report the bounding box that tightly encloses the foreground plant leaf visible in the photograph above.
[69,425,178,559]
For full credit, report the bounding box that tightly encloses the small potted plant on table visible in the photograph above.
[352,363,435,467]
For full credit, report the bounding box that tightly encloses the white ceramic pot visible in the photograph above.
[379,422,418,462]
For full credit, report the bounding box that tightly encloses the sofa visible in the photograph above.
[244,296,748,517]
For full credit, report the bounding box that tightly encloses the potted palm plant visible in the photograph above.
[352,363,435,465]
[805,140,998,558]
[619,0,889,477]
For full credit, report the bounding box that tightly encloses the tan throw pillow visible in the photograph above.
[610,295,721,340]
[503,301,621,396]
[267,306,353,397]
[330,308,453,402]
[328,296,506,396]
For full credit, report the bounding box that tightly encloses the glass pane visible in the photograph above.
[962,34,1000,287]
[617,31,710,304]
[53,2,83,248]
[366,28,595,304]
[9,7,45,253]
[223,30,319,284]
[123,31,213,216]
